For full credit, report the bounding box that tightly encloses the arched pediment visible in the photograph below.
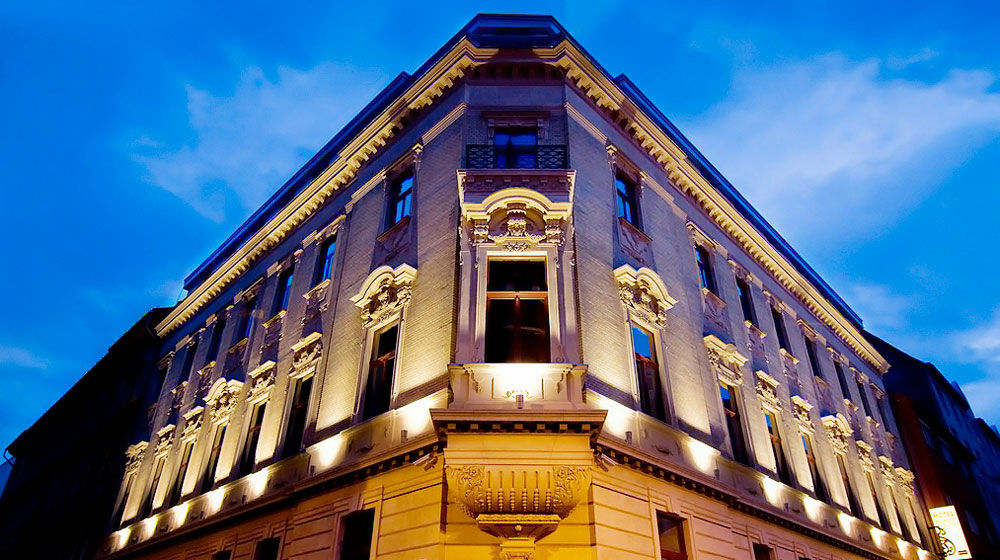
[462,187,572,248]
[350,264,418,328]
[613,265,676,329]
[205,378,244,423]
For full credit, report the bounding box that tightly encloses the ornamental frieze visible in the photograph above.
[790,395,814,431]
[291,333,323,378]
[444,463,592,524]
[301,280,330,325]
[350,264,417,329]
[154,424,175,456]
[895,467,916,498]
[181,406,204,441]
[613,265,676,330]
[704,335,748,387]
[755,370,781,411]
[856,440,876,472]
[878,455,895,487]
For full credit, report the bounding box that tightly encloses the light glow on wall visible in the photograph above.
[206,487,226,514]
[396,394,437,436]
[313,433,347,470]
[116,527,131,550]
[172,502,190,526]
[761,476,784,506]
[143,515,158,539]
[248,468,269,498]
[684,438,718,474]
[593,394,633,441]
[838,511,855,535]
[870,526,886,548]
[803,495,823,522]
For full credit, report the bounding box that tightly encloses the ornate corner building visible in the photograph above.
[29,14,948,560]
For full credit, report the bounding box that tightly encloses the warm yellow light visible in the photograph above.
[172,502,189,526]
[597,396,633,440]
[396,394,436,436]
[685,438,717,474]
[870,526,886,548]
[313,433,347,469]
[803,495,823,522]
[761,476,784,506]
[248,468,269,498]
[206,487,226,514]
[143,515,158,539]
[837,511,854,534]
[116,527,131,550]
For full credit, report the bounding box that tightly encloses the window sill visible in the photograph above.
[303,278,330,299]
[378,215,410,242]
[617,216,651,242]
[263,310,286,329]
[448,362,588,407]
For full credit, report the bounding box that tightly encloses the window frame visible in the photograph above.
[719,382,751,465]
[771,307,790,351]
[695,245,717,294]
[361,322,400,420]
[763,411,793,485]
[654,511,689,560]
[271,267,294,317]
[237,401,267,477]
[736,276,757,326]
[493,126,538,169]
[484,258,551,363]
[615,172,641,228]
[630,322,668,423]
[315,234,338,285]
[385,168,414,229]
[800,432,831,503]
[280,374,314,459]
[200,422,228,494]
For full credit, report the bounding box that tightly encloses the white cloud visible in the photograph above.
[953,308,1000,422]
[0,345,48,369]
[842,282,914,332]
[134,63,390,221]
[684,54,1000,242]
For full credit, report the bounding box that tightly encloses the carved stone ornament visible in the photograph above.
[755,370,781,411]
[790,395,814,431]
[613,265,676,330]
[350,264,417,329]
[821,413,853,456]
[301,279,330,325]
[460,186,572,251]
[247,361,277,402]
[154,424,175,456]
[181,406,204,441]
[878,455,895,487]
[704,334,749,387]
[290,332,323,379]
[856,439,876,472]
[206,378,244,423]
[197,362,215,399]
[895,467,916,498]
[125,441,148,473]
[702,288,730,336]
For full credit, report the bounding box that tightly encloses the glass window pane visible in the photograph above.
[485,299,516,363]
[487,260,547,291]
[657,512,686,560]
[632,326,653,359]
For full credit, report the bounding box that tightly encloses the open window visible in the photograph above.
[633,325,666,422]
[485,259,550,363]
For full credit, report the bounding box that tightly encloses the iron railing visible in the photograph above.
[465,144,568,169]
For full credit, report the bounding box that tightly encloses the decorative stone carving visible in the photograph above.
[613,265,676,330]
[125,442,148,473]
[895,467,916,498]
[154,424,175,456]
[206,378,244,424]
[301,279,330,325]
[878,455,895,487]
[247,361,277,403]
[260,311,284,352]
[704,335,749,386]
[617,218,653,267]
[856,440,876,472]
[490,206,545,250]
[755,370,781,411]
[790,395,814,431]
[350,264,417,328]
[746,323,768,369]
[702,289,730,336]
[196,362,215,399]
[460,185,573,253]
[822,413,853,456]
[180,406,204,441]
[291,332,323,378]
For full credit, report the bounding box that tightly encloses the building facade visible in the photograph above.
[98,15,935,560]
[869,334,1000,559]
[0,307,168,559]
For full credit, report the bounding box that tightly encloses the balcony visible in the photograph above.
[465,144,568,169]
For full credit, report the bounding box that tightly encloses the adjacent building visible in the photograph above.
[869,334,1000,559]
[0,307,168,559]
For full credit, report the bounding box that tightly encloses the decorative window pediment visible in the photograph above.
[704,334,749,386]
[613,264,676,330]
[856,439,875,472]
[350,264,417,329]
[290,332,323,379]
[894,467,916,498]
[821,413,853,455]
[205,378,244,424]
[878,455,895,486]
[180,406,204,441]
[154,424,175,456]
[247,360,277,403]
[125,441,148,473]
[790,395,814,431]
[460,185,573,250]
[755,370,781,411]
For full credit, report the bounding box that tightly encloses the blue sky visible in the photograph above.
[3,1,1000,452]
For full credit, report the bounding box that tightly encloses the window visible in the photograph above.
[836,454,862,517]
[237,297,257,343]
[115,472,135,525]
[856,379,873,417]
[386,170,413,227]
[834,361,852,401]
[339,509,375,560]
[363,325,397,420]
[736,278,756,325]
[877,394,893,433]
[211,552,231,560]
[167,440,194,507]
[771,308,789,351]
[200,424,227,493]
[616,174,639,227]
[205,316,226,364]
[695,246,716,294]
[181,340,199,381]
[753,544,773,560]
[139,455,165,518]
[764,412,793,485]
[633,325,666,422]
[493,127,537,169]
[315,235,337,284]
[656,512,687,560]
[805,338,824,379]
[237,403,266,477]
[801,433,830,503]
[253,537,280,560]
[485,260,550,363]
[281,377,312,458]
[272,268,294,316]
[866,471,890,528]
[720,384,750,465]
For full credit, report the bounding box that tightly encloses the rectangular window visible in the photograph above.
[695,246,716,294]
[315,235,337,284]
[616,174,639,227]
[805,338,824,379]
[281,376,312,458]
[237,297,257,343]
[764,412,793,485]
[656,512,687,560]
[837,454,862,517]
[485,259,550,363]
[115,472,135,525]
[386,170,414,227]
[181,340,199,381]
[720,384,750,465]
[801,433,830,503]
[877,395,893,433]
[253,537,280,560]
[771,307,789,351]
[167,440,194,507]
[200,424,227,493]
[339,509,375,560]
[211,552,231,560]
[834,361,852,401]
[205,316,226,365]
[139,455,166,518]
[752,544,773,560]
[633,325,666,422]
[272,268,294,316]
[856,379,874,417]
[363,325,397,421]
[493,127,537,169]
[866,471,890,528]
[237,403,267,477]
[736,278,756,325]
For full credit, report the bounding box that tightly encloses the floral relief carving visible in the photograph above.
[856,439,876,472]
[617,218,653,267]
[445,464,592,519]
[181,406,204,440]
[124,442,148,473]
[206,378,244,424]
[895,467,916,498]
[704,335,748,387]
[248,361,277,402]
[790,395,814,431]
[613,265,676,330]
[291,334,323,378]
[755,370,781,411]
[878,455,895,487]
[351,264,417,329]
[461,184,572,253]
[301,280,330,325]
[197,362,215,399]
[822,413,852,456]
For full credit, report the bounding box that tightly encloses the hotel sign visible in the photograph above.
[929,505,971,560]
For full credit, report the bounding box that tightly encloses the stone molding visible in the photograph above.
[350,264,417,329]
[247,361,277,403]
[290,332,323,380]
[205,378,244,424]
[124,441,148,473]
[154,424,175,457]
[755,370,781,411]
[459,184,573,250]
[180,406,204,442]
[821,413,853,456]
[613,264,676,330]
[704,334,748,387]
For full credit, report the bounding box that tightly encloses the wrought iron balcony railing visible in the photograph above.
[465,144,568,169]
